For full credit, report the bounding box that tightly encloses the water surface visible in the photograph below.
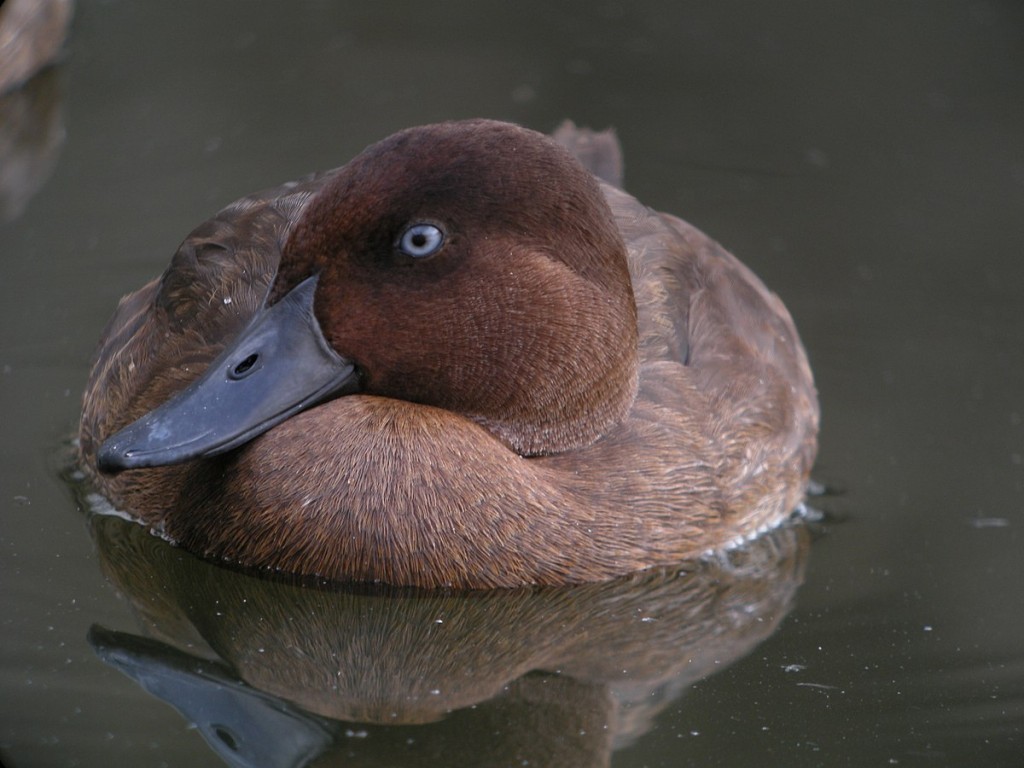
[2,1,1022,765]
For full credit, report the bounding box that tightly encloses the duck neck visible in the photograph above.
[470,281,641,458]
[479,360,639,457]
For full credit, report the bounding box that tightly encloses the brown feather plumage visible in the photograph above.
[79,120,818,588]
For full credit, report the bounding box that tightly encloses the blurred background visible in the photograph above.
[1,1,1022,765]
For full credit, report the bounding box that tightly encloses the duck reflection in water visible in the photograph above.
[87,513,810,768]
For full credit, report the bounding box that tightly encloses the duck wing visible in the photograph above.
[80,171,339,467]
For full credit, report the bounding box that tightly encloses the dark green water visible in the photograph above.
[2,2,1022,765]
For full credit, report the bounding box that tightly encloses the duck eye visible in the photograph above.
[398,224,444,258]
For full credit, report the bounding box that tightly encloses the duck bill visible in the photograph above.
[96,275,359,473]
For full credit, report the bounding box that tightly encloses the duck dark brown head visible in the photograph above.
[273,119,640,456]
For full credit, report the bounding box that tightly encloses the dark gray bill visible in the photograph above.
[97,275,359,472]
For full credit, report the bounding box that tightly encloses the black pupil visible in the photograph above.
[412,232,427,248]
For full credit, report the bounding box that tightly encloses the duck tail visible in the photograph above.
[551,120,624,189]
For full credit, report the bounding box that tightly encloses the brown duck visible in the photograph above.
[79,119,819,588]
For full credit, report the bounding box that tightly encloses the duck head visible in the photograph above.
[97,120,639,472]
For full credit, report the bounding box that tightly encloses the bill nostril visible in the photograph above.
[230,353,259,379]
